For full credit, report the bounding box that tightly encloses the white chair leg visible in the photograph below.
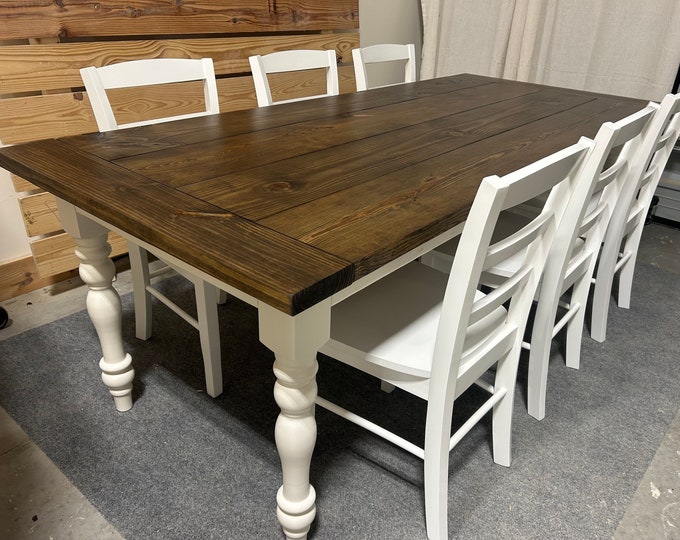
[618,223,646,309]
[617,239,640,310]
[127,242,153,341]
[491,350,518,467]
[217,288,228,305]
[423,397,453,540]
[565,276,591,370]
[617,258,634,309]
[565,310,585,370]
[194,280,223,397]
[526,327,552,422]
[590,256,617,343]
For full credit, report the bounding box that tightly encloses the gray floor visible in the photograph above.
[0,222,679,539]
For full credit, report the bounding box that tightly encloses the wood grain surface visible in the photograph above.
[0,0,358,288]
[0,1,359,40]
[0,74,648,314]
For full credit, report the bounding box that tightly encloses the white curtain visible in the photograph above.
[420,0,680,101]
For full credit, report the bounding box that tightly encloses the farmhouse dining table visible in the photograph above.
[0,73,646,538]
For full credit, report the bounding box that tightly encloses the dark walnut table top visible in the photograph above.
[0,74,647,315]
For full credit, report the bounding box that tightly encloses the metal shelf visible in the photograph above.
[655,145,680,223]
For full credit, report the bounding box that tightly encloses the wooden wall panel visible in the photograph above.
[32,231,128,277]
[0,93,96,144]
[0,0,359,290]
[0,254,80,302]
[11,173,38,193]
[0,63,359,144]
[19,192,61,237]
[0,1,359,40]
[0,33,357,95]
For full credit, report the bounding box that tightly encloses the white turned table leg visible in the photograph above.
[259,300,331,540]
[57,199,135,412]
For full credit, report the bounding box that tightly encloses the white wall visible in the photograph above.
[0,144,31,264]
[359,0,423,87]
[0,1,424,265]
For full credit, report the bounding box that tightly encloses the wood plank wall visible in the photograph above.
[0,0,359,300]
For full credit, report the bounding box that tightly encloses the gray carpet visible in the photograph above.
[0,262,678,539]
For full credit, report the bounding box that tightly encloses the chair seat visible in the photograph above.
[321,261,507,378]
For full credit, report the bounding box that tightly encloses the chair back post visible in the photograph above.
[431,140,593,415]
[79,66,118,132]
[591,94,680,341]
[248,49,339,106]
[633,95,680,218]
[248,54,274,107]
[351,48,369,92]
[601,100,673,256]
[542,104,659,311]
[431,178,507,379]
[200,58,220,116]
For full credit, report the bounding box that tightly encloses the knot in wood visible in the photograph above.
[266,181,292,192]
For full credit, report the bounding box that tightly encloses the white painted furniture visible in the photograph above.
[352,43,417,91]
[591,93,680,342]
[1,75,647,540]
[317,140,594,540]
[80,58,225,398]
[484,105,657,420]
[80,58,220,130]
[421,105,660,420]
[248,50,339,107]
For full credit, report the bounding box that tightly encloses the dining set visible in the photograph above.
[0,45,678,540]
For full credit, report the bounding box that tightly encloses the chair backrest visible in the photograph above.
[80,58,220,132]
[352,43,417,91]
[618,93,680,242]
[545,104,659,297]
[432,140,595,394]
[248,50,339,107]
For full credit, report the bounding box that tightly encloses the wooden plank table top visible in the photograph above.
[0,73,647,317]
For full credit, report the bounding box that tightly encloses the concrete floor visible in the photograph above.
[0,259,135,539]
[0,222,679,539]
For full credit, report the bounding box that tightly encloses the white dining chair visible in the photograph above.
[591,93,680,342]
[352,43,417,91]
[482,105,658,420]
[80,58,226,398]
[317,139,595,540]
[248,49,339,107]
[420,104,660,420]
